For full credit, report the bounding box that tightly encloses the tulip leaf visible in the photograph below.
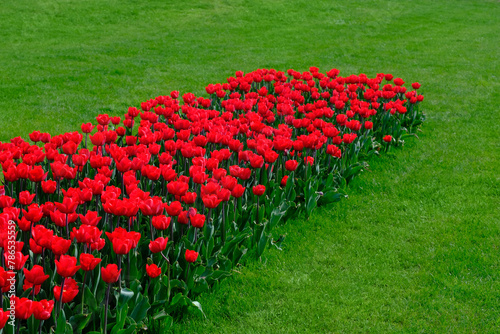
[129,293,150,323]
[84,286,98,312]
[111,305,128,334]
[116,288,134,309]
[318,190,346,205]
[55,311,68,334]
[116,326,137,334]
[69,314,91,332]
[269,200,291,229]
[188,300,206,318]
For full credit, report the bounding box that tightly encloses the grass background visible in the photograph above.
[1,0,499,332]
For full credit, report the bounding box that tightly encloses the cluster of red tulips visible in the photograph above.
[0,67,424,333]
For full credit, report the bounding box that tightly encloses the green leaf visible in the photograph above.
[318,190,346,205]
[116,288,134,309]
[69,314,91,332]
[111,305,128,334]
[189,300,206,318]
[84,286,98,312]
[129,293,151,323]
[152,310,169,321]
[116,326,137,334]
[55,311,67,334]
[269,200,291,229]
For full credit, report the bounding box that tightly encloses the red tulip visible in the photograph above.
[151,215,171,230]
[281,175,289,187]
[190,214,206,228]
[285,160,298,172]
[101,264,121,284]
[81,122,95,133]
[53,278,79,303]
[164,201,183,217]
[62,141,78,155]
[28,165,47,182]
[22,204,43,223]
[50,236,72,256]
[79,211,102,226]
[5,251,29,271]
[252,185,266,197]
[140,197,164,216]
[202,194,222,209]
[185,249,199,263]
[383,135,392,143]
[32,299,54,321]
[0,308,9,329]
[146,264,161,278]
[55,255,81,278]
[23,265,49,286]
[12,297,33,320]
[80,253,102,271]
[231,184,246,198]
[149,237,168,253]
[41,180,57,194]
[19,191,36,206]
[0,196,15,208]
[54,196,78,214]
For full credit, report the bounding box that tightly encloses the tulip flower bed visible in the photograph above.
[0,67,424,333]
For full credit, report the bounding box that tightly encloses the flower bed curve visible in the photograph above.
[0,67,425,333]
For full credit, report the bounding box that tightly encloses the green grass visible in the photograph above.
[1,0,499,332]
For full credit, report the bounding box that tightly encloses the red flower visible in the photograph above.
[281,175,289,187]
[32,299,54,321]
[22,204,43,223]
[54,196,78,214]
[202,194,222,209]
[393,78,404,86]
[31,225,53,249]
[41,180,57,194]
[79,211,102,226]
[80,253,102,271]
[12,297,33,320]
[5,251,29,271]
[140,197,164,216]
[101,264,121,284]
[152,215,171,230]
[252,185,266,197]
[0,196,15,208]
[383,135,392,143]
[50,236,72,256]
[249,154,264,169]
[0,308,10,329]
[231,184,246,198]
[190,214,206,228]
[185,249,199,263]
[81,122,95,133]
[149,237,168,254]
[411,82,421,89]
[62,141,78,155]
[164,201,183,217]
[19,191,36,206]
[146,264,161,278]
[28,166,47,182]
[70,225,102,244]
[285,160,298,172]
[326,145,342,158]
[55,255,81,278]
[96,114,111,126]
[106,227,140,255]
[53,277,79,303]
[23,265,49,286]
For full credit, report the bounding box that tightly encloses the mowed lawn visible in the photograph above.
[1,0,499,333]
